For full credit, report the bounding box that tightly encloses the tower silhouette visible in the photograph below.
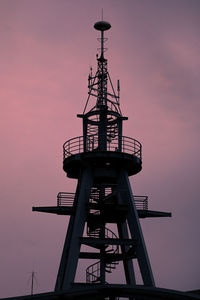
[30,21,199,300]
[33,20,171,298]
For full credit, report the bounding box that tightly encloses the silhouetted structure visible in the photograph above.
[3,21,199,300]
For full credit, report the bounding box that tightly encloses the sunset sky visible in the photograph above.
[0,0,200,297]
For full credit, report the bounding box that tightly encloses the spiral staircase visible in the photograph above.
[85,187,119,284]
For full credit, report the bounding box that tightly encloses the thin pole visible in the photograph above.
[101,30,104,58]
[31,271,35,295]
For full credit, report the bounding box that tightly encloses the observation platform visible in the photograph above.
[32,192,171,219]
[63,135,142,178]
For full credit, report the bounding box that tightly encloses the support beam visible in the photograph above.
[79,252,136,261]
[117,221,136,285]
[80,237,137,247]
[118,170,155,287]
[55,167,93,290]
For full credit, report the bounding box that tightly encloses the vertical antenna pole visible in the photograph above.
[31,271,34,295]
[117,79,120,104]
[101,30,104,58]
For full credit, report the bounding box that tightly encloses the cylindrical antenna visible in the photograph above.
[94,21,111,58]
[117,79,120,104]
[117,80,120,92]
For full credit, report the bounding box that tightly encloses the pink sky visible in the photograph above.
[0,0,200,297]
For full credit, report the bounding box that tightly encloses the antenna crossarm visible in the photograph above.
[88,92,98,98]
[89,87,119,99]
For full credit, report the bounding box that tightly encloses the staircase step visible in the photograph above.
[106,264,116,269]
[105,249,114,253]
[105,269,112,273]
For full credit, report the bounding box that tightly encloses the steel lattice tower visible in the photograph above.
[32,21,179,300]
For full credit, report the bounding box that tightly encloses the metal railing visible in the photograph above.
[57,192,148,210]
[57,192,75,206]
[63,135,142,160]
[134,195,148,210]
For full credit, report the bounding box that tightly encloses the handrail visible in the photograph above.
[57,192,148,210]
[86,225,119,284]
[57,192,75,206]
[133,195,148,210]
[63,135,142,160]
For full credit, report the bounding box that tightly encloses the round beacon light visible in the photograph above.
[94,21,111,31]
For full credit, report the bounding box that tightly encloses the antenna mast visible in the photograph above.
[29,271,37,296]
